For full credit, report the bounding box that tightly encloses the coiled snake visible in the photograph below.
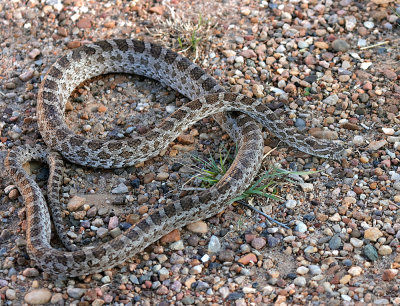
[5,39,344,276]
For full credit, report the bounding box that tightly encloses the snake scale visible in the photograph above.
[5,39,344,277]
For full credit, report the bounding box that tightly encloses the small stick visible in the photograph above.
[360,41,389,50]
[237,200,290,229]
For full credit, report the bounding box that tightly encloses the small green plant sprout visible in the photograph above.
[147,5,215,62]
[229,167,318,204]
[175,14,209,60]
[190,147,233,187]
[304,87,311,96]
[186,147,318,228]
[177,37,183,49]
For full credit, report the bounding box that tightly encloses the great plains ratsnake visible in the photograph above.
[5,39,344,276]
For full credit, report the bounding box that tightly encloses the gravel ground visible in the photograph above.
[0,0,400,305]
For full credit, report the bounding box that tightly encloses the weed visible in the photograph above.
[147,8,215,61]
[191,148,317,203]
[188,148,317,228]
[191,147,234,187]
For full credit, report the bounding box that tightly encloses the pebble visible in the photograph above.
[350,238,363,248]
[363,245,378,261]
[143,173,155,184]
[364,227,383,241]
[285,199,297,209]
[252,84,264,98]
[182,296,195,304]
[309,265,322,275]
[190,265,203,274]
[357,39,367,47]
[156,285,169,295]
[353,135,365,146]
[300,183,313,192]
[170,240,184,251]
[367,140,387,151]
[96,227,108,238]
[322,94,339,105]
[382,269,398,281]
[295,222,307,233]
[50,293,64,304]
[137,194,148,204]
[267,236,280,247]
[295,118,306,130]
[219,287,230,299]
[208,235,221,253]
[293,276,307,287]
[160,229,180,244]
[241,49,257,58]
[340,274,351,284]
[24,289,52,305]
[19,69,34,82]
[304,246,318,253]
[67,196,86,211]
[6,289,16,300]
[314,42,329,49]
[382,69,397,81]
[222,50,236,57]
[219,249,235,262]
[364,21,374,29]
[23,268,39,277]
[186,221,208,234]
[360,62,372,70]
[382,128,395,135]
[101,275,111,283]
[348,266,363,276]
[332,39,350,52]
[28,48,41,59]
[158,267,169,281]
[251,237,266,250]
[329,235,342,250]
[378,245,392,256]
[298,41,309,49]
[238,253,257,265]
[156,172,169,181]
[276,45,286,53]
[296,266,309,275]
[235,56,244,63]
[165,105,175,113]
[111,183,128,194]
[345,16,357,31]
[108,216,119,230]
[67,287,86,299]
[82,124,91,132]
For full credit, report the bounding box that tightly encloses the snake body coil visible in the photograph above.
[6,39,343,276]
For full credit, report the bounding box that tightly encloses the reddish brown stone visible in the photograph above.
[160,229,180,244]
[353,186,363,195]
[58,27,68,37]
[104,21,116,29]
[67,41,81,49]
[382,269,398,281]
[238,253,257,265]
[77,18,92,29]
[177,134,195,145]
[341,123,360,130]
[149,6,164,15]
[304,55,317,66]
